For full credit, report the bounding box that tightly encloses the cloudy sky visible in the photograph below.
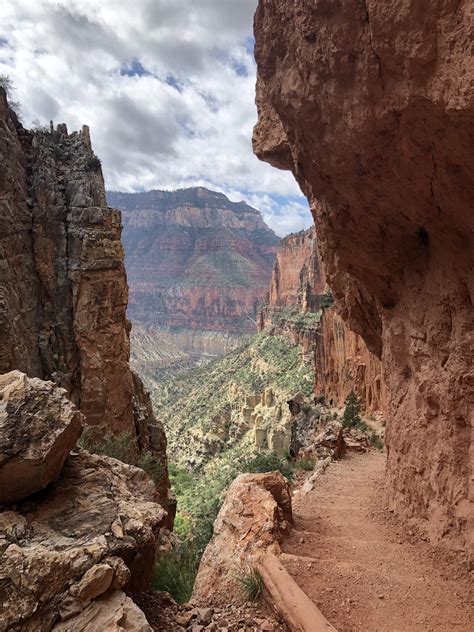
[0,0,312,236]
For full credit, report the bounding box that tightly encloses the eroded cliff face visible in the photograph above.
[253,0,473,553]
[110,188,279,334]
[0,89,168,492]
[315,309,387,414]
[268,225,326,311]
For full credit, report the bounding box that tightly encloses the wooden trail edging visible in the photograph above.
[259,553,338,632]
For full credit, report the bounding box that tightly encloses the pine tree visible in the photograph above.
[342,389,361,428]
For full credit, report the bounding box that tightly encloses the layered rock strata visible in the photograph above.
[0,374,165,631]
[259,226,385,413]
[0,449,165,631]
[109,187,280,364]
[0,89,168,485]
[315,309,387,414]
[253,0,473,553]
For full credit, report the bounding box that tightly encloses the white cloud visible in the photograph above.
[0,0,312,235]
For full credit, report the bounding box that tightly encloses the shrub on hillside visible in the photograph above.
[342,389,362,428]
[79,431,164,486]
[242,450,293,479]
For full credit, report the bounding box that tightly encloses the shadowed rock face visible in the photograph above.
[253,0,473,554]
[0,88,168,494]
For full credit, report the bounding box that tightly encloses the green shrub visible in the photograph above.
[236,567,264,601]
[242,451,294,480]
[294,457,315,471]
[152,539,201,604]
[314,394,326,405]
[79,431,164,486]
[369,432,384,450]
[342,389,362,428]
[85,156,102,171]
[319,291,334,310]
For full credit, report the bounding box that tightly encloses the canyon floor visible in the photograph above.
[282,452,473,632]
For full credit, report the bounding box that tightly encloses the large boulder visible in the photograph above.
[0,449,166,631]
[52,590,152,632]
[0,371,83,504]
[193,471,292,602]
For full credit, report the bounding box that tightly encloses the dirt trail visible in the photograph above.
[282,451,473,632]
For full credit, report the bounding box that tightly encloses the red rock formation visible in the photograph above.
[253,0,473,554]
[268,225,325,311]
[315,310,387,414]
[260,226,385,413]
[0,89,169,499]
[109,188,280,343]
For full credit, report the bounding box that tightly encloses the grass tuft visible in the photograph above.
[236,567,264,601]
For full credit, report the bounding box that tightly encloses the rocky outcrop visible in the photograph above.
[267,226,325,311]
[258,227,325,366]
[0,89,168,485]
[259,226,385,413]
[253,0,473,553]
[193,471,292,603]
[315,310,387,414]
[109,188,280,364]
[0,371,82,503]
[52,591,152,632]
[0,449,165,631]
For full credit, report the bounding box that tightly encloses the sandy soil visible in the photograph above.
[281,451,473,632]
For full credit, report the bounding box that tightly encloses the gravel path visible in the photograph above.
[281,451,473,632]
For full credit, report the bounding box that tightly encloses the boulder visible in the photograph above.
[193,471,292,602]
[0,449,166,631]
[0,371,83,504]
[52,590,152,631]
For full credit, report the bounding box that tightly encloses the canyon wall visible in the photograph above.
[260,226,385,413]
[268,225,326,311]
[0,89,168,496]
[253,0,473,555]
[315,309,387,414]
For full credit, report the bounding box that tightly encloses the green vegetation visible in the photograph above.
[319,290,334,309]
[152,539,201,604]
[294,456,315,471]
[151,330,314,469]
[78,431,165,486]
[236,567,264,601]
[369,431,384,450]
[242,450,294,479]
[342,389,362,429]
[269,306,322,329]
[0,75,21,117]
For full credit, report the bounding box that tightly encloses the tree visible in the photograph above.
[0,75,21,118]
[342,389,362,428]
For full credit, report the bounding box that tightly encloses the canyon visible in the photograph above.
[109,187,280,367]
[253,0,473,559]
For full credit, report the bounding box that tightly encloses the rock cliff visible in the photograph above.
[267,225,326,311]
[253,0,473,554]
[0,88,168,488]
[259,226,385,413]
[109,188,280,365]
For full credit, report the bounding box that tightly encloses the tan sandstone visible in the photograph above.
[0,371,83,503]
